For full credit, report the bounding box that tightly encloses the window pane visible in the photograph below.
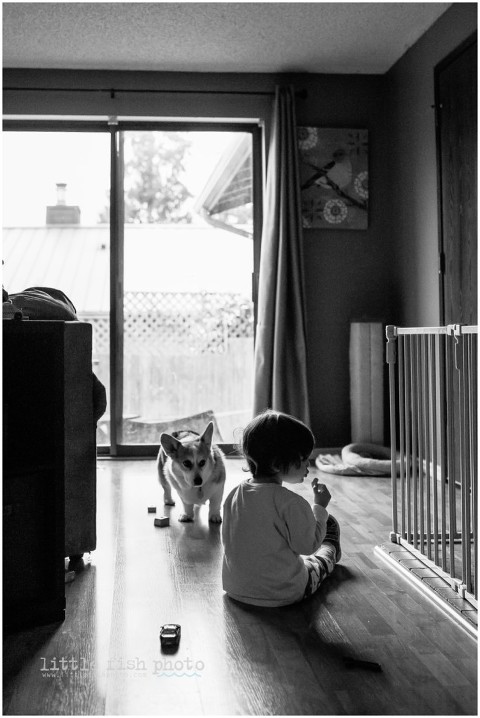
[2,131,111,446]
[121,131,254,445]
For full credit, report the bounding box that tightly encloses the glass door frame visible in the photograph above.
[4,118,264,457]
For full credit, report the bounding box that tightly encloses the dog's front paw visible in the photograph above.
[208,513,222,524]
[178,514,194,523]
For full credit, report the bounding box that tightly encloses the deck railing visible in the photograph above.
[386,325,478,603]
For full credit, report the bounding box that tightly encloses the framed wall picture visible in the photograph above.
[297,127,368,230]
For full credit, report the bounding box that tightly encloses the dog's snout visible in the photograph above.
[194,477,203,486]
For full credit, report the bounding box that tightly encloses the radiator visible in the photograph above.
[386,324,478,602]
[350,321,384,444]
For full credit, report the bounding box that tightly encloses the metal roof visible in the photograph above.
[3,225,110,313]
[3,223,252,312]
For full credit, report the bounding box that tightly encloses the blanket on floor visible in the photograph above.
[316,442,400,476]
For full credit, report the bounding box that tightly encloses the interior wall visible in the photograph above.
[292,73,390,447]
[385,2,477,328]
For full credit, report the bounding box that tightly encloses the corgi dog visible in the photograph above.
[157,422,226,523]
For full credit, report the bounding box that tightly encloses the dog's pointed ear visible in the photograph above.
[160,432,182,458]
[200,421,214,448]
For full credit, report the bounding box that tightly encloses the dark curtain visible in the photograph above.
[253,85,310,424]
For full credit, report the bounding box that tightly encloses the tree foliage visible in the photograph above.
[99,131,192,224]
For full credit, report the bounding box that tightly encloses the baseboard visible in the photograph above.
[374,543,477,641]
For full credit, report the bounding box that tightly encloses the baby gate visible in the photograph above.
[386,324,477,608]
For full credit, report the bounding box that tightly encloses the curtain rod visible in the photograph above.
[3,86,308,99]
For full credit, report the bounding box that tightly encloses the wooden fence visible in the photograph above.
[80,290,254,444]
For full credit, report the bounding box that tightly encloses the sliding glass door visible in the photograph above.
[3,122,261,453]
[119,129,255,446]
[2,130,112,447]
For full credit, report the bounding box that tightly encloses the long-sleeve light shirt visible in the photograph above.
[222,479,328,606]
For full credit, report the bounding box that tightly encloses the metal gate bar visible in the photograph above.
[386,325,478,602]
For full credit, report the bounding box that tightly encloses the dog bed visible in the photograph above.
[316,442,400,476]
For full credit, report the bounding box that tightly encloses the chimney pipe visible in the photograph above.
[56,183,67,205]
[46,182,81,225]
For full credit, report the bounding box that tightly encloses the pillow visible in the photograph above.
[8,287,77,321]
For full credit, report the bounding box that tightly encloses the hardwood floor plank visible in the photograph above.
[3,458,477,715]
[3,467,120,716]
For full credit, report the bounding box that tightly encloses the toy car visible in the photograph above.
[159,623,181,650]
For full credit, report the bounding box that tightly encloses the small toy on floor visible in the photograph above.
[159,623,181,651]
[148,507,157,513]
[154,516,170,527]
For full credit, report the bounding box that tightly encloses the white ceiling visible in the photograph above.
[3,2,452,75]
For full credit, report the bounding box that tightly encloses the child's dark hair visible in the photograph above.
[242,409,315,478]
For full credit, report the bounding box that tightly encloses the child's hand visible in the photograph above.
[311,478,331,507]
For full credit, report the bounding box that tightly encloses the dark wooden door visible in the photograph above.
[436,36,477,325]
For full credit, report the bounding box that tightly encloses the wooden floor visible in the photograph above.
[3,458,478,715]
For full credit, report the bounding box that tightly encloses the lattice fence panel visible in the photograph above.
[79,290,253,356]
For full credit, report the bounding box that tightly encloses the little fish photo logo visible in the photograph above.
[40,655,205,679]
[40,656,205,678]
[39,656,94,678]
[152,656,205,678]
[105,656,205,677]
